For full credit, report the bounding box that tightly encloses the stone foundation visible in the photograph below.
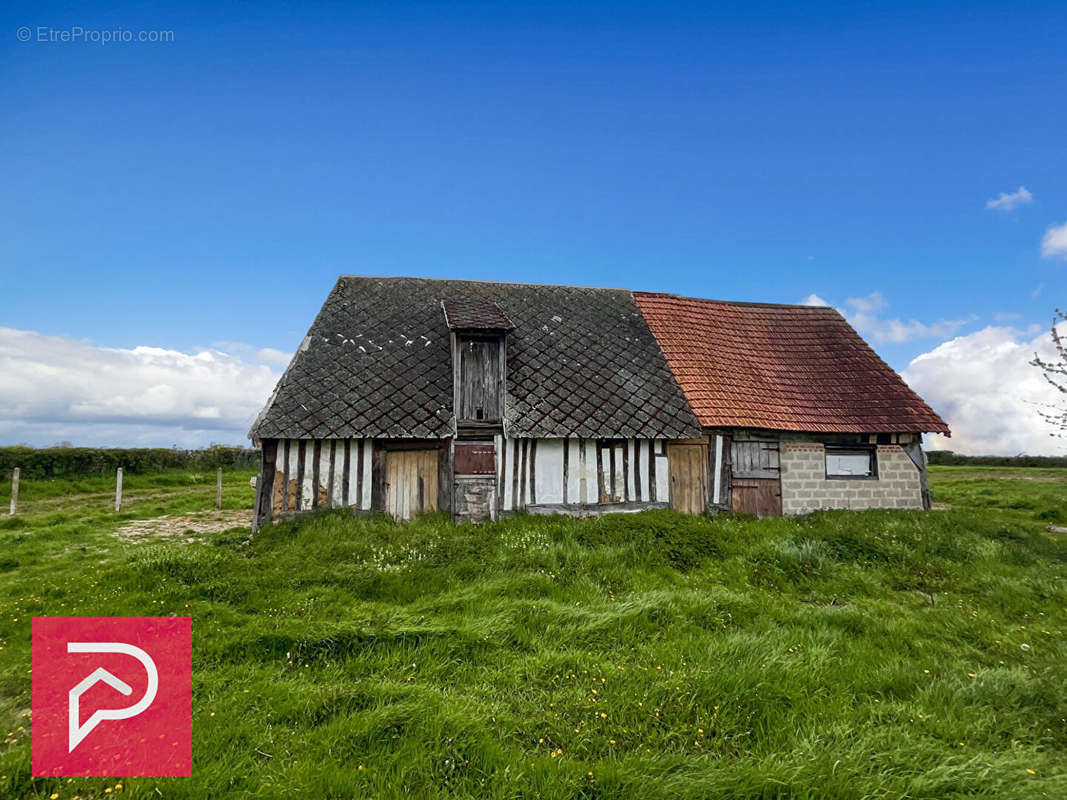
[453,476,497,523]
[779,443,922,515]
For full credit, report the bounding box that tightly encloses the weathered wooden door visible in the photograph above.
[730,439,781,517]
[730,478,782,516]
[456,338,503,422]
[667,443,708,515]
[385,450,439,521]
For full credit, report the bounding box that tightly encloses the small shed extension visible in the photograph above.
[634,292,950,516]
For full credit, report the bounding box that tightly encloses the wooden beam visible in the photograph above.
[371,443,386,513]
[596,443,605,504]
[528,439,537,505]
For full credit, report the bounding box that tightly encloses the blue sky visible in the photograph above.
[1,1,1065,451]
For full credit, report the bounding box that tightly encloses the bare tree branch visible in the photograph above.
[1030,308,1067,436]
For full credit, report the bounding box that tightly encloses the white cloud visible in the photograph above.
[799,291,968,344]
[846,291,887,314]
[985,185,1032,212]
[211,341,293,366]
[844,292,967,344]
[1040,220,1067,259]
[0,327,285,447]
[903,323,1067,456]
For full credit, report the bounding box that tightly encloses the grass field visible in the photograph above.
[0,465,1064,798]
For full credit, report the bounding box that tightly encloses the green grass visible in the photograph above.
[1,467,1065,798]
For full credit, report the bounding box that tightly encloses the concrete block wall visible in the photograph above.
[779,442,922,515]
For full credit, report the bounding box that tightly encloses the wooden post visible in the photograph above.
[9,467,18,516]
[216,467,223,511]
[251,472,263,536]
[115,467,123,512]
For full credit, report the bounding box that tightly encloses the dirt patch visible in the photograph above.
[115,509,251,542]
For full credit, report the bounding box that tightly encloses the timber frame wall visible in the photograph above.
[252,430,932,528]
[253,435,674,527]
[496,437,670,515]
[253,438,376,527]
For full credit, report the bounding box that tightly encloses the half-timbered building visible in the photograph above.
[249,276,949,526]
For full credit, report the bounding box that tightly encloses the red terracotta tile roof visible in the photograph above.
[634,292,950,435]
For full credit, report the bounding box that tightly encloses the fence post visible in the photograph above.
[216,467,223,511]
[115,467,123,512]
[9,467,18,516]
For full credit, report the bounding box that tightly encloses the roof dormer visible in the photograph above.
[442,298,514,427]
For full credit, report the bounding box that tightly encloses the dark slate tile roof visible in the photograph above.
[250,277,702,440]
[441,298,514,330]
[634,292,951,435]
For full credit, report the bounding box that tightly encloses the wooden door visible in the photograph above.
[667,443,708,515]
[385,450,439,521]
[456,338,503,422]
[730,439,781,517]
[730,478,782,517]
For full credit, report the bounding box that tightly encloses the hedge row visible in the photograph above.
[0,446,259,480]
[926,450,1067,468]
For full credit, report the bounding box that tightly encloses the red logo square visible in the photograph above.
[32,617,191,777]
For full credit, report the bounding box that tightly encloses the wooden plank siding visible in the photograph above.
[385,449,440,521]
[666,442,709,515]
[452,334,506,423]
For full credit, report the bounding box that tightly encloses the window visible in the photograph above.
[731,439,779,478]
[825,447,877,479]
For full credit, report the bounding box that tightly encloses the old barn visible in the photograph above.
[249,276,949,526]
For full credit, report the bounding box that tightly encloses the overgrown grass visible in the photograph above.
[0,468,1065,798]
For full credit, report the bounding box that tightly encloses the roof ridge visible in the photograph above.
[337,275,630,292]
[633,290,843,312]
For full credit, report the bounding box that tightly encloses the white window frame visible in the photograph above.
[825,446,877,480]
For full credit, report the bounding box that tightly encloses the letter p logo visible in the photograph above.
[33,617,191,777]
[67,642,159,752]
